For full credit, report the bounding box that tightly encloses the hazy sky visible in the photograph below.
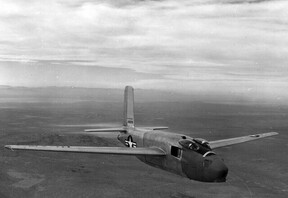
[0,0,287,101]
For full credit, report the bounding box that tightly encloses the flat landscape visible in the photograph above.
[0,87,287,198]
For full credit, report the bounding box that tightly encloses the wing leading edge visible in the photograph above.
[209,132,278,149]
[4,145,166,156]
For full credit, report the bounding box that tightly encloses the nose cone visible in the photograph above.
[204,156,228,182]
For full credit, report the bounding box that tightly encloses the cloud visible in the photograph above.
[0,0,288,102]
[0,60,162,88]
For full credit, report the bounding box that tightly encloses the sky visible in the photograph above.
[0,0,287,102]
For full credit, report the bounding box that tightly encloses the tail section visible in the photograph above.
[123,86,134,127]
[84,86,167,132]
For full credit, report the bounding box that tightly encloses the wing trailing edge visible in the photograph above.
[4,145,166,156]
[209,132,278,149]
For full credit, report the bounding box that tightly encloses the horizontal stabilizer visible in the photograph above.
[140,126,169,131]
[4,145,166,156]
[209,132,278,149]
[84,127,126,132]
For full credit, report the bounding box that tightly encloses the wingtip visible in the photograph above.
[264,131,279,136]
[250,132,279,137]
[270,131,279,135]
[4,145,13,151]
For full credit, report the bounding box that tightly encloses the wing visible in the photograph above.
[209,132,278,149]
[4,145,166,156]
[84,127,126,132]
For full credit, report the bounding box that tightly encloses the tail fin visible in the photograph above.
[123,86,134,127]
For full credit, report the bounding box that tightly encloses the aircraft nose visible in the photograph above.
[204,156,228,182]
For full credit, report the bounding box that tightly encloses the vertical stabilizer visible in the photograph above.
[123,86,134,127]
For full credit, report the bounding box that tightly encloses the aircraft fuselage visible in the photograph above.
[118,128,228,182]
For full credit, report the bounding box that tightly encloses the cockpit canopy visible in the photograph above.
[193,138,209,146]
[179,138,215,157]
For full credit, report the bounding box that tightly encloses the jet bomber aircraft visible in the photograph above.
[5,86,278,182]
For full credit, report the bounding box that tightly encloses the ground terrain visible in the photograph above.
[0,87,287,198]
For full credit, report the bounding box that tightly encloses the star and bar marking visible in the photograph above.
[125,135,137,148]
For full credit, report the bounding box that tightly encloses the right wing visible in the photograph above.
[209,132,278,149]
[4,145,166,156]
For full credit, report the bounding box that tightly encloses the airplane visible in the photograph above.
[5,86,278,183]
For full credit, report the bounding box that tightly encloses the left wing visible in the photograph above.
[4,145,166,156]
[209,132,278,149]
